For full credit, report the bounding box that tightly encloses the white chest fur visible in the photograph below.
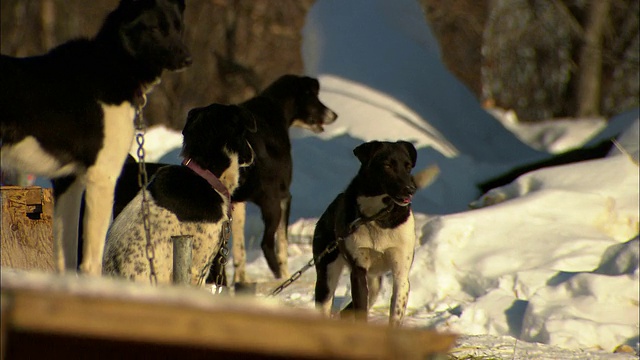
[344,210,416,274]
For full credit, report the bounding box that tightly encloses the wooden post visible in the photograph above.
[1,186,54,271]
[172,235,193,285]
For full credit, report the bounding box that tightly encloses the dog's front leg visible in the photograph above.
[80,101,134,276]
[387,249,412,327]
[52,176,86,272]
[231,202,247,283]
[389,275,410,327]
[275,196,291,278]
[350,265,369,322]
[81,167,118,276]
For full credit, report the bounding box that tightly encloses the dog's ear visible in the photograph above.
[239,107,258,133]
[353,141,382,164]
[308,77,320,94]
[398,141,417,168]
[182,107,203,136]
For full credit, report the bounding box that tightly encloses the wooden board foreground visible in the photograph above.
[1,270,456,359]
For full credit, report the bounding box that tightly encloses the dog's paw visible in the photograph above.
[79,261,103,276]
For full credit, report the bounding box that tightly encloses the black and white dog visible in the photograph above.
[313,141,417,326]
[103,104,256,284]
[231,75,338,282]
[0,0,191,276]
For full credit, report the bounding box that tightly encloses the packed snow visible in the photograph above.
[24,0,640,358]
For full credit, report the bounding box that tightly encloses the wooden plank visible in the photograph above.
[1,292,9,360]
[2,271,456,359]
[1,186,54,272]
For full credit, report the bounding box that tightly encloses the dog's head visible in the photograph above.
[353,140,418,207]
[181,104,256,193]
[263,75,338,133]
[107,0,192,73]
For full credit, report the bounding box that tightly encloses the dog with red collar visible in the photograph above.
[313,140,418,326]
[103,104,255,285]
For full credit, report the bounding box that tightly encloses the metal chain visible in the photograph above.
[197,219,231,293]
[269,237,340,297]
[268,202,395,297]
[215,219,231,286]
[134,94,158,286]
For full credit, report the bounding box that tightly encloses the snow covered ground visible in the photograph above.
[288,2,640,356]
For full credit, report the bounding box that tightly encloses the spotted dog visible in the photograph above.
[102,104,255,284]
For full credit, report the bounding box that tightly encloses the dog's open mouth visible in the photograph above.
[291,119,325,133]
[390,195,412,207]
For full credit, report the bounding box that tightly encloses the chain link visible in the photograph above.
[268,202,395,297]
[197,219,231,293]
[215,220,231,286]
[134,95,158,286]
[269,238,340,297]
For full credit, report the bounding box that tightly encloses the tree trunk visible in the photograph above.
[575,0,611,117]
[40,0,55,50]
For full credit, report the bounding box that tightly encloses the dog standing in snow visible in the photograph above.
[230,75,338,282]
[313,140,418,326]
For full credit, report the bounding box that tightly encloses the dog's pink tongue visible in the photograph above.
[402,195,412,204]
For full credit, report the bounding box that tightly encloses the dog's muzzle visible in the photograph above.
[391,195,413,207]
[316,108,338,132]
[390,184,416,207]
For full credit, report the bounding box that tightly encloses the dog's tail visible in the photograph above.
[413,164,440,190]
